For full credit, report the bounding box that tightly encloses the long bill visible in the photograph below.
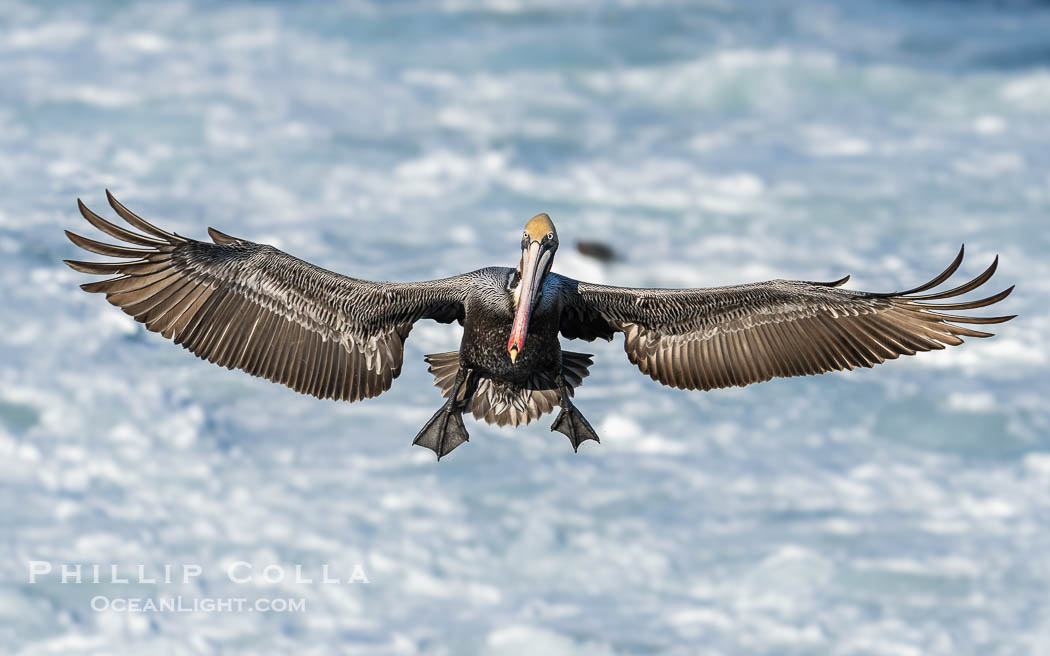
[507,240,551,363]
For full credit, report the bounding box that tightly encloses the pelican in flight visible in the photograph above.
[65,192,1015,458]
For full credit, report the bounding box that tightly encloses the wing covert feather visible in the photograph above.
[66,192,470,402]
[554,247,1014,391]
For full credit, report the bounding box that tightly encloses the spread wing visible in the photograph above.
[65,191,470,402]
[555,247,1015,391]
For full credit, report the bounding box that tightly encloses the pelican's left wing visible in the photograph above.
[553,247,1015,391]
[65,191,471,403]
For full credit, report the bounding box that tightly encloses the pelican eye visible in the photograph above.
[546,232,554,241]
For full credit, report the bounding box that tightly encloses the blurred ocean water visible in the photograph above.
[1,0,1049,653]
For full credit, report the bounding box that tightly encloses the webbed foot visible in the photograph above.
[413,407,470,459]
[551,405,601,452]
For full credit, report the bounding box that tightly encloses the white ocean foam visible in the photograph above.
[946,392,997,413]
[1,0,1047,653]
[974,115,1006,135]
[5,22,88,50]
[487,625,614,656]
[1002,72,1050,111]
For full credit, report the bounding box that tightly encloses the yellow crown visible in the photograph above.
[524,213,556,241]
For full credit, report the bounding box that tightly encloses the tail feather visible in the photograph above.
[423,351,593,427]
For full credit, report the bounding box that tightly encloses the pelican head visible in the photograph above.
[508,213,559,363]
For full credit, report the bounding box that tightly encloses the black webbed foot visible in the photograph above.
[413,406,470,459]
[414,365,474,460]
[551,404,601,452]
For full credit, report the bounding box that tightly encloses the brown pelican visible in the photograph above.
[65,192,1015,458]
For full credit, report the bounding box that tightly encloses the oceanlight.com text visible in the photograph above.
[90,596,307,613]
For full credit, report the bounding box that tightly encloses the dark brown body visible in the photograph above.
[418,269,598,453]
[460,280,563,387]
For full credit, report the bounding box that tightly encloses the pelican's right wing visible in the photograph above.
[554,248,1015,391]
[65,191,471,402]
